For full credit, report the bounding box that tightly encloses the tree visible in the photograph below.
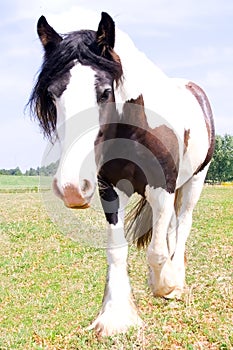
[27,167,38,176]
[206,134,233,183]
[0,167,22,175]
[24,161,59,176]
[11,167,22,176]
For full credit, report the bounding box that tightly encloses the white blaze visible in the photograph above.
[54,64,98,191]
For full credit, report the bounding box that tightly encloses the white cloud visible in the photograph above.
[214,115,233,135]
[79,0,233,28]
[202,70,233,89]
[8,0,233,33]
[155,45,233,74]
[192,46,233,66]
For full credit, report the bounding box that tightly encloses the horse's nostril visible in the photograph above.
[81,179,92,194]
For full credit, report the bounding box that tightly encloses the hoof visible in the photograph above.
[163,287,184,300]
[148,258,177,298]
[87,303,144,337]
[152,285,176,298]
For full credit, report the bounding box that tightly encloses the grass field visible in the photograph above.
[0,177,232,349]
[0,175,40,192]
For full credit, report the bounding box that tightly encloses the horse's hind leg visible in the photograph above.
[166,166,209,299]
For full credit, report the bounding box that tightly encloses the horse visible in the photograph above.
[29,12,215,337]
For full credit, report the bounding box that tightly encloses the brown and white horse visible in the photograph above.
[30,12,215,336]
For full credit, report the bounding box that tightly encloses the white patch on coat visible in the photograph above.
[54,64,98,193]
[56,63,97,122]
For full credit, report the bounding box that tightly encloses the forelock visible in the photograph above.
[29,29,123,138]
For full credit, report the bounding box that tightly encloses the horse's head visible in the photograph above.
[30,12,123,209]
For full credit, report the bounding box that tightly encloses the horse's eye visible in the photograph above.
[98,89,111,103]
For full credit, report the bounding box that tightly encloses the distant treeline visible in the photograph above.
[0,161,58,177]
[0,135,232,182]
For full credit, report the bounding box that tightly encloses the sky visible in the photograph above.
[0,0,232,172]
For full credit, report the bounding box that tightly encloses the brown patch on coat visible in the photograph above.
[174,187,183,217]
[186,82,215,174]
[97,94,180,196]
[97,94,180,248]
[121,94,148,128]
[122,94,180,194]
[183,129,190,154]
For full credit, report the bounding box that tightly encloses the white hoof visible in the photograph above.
[164,265,185,299]
[87,301,144,337]
[148,258,177,297]
[164,287,184,300]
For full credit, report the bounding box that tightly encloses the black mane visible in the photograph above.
[29,29,123,138]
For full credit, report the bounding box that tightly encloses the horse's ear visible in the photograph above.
[37,16,62,53]
[96,12,115,56]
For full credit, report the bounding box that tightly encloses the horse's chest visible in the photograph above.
[97,124,180,196]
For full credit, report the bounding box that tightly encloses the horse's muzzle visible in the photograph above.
[53,178,93,209]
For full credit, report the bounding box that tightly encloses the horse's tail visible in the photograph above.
[125,196,153,249]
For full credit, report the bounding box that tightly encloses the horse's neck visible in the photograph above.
[115,29,169,103]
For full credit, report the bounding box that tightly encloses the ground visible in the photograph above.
[0,176,232,349]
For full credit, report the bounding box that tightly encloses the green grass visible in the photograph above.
[0,184,232,349]
[0,175,40,192]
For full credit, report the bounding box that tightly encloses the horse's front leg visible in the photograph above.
[89,187,143,336]
[146,186,177,297]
